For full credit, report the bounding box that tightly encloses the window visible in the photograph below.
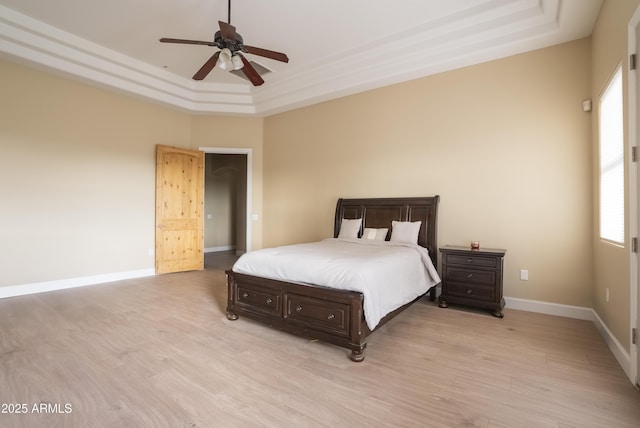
[599,66,624,244]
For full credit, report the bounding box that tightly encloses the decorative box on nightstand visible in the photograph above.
[438,245,506,318]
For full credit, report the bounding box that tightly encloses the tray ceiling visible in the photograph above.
[0,0,602,116]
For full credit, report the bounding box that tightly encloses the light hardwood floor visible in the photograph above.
[1,252,639,427]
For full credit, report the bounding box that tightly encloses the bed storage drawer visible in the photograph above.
[227,271,367,361]
[286,293,350,336]
[235,284,282,316]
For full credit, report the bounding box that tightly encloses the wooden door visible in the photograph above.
[155,145,204,274]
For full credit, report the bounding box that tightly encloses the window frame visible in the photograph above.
[598,65,625,246]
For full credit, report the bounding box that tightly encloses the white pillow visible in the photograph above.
[338,218,362,239]
[390,220,422,244]
[361,228,389,240]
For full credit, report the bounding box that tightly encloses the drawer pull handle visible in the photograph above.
[266,298,273,304]
[467,289,473,294]
[467,273,473,278]
[242,292,249,298]
[296,305,303,312]
[327,313,335,320]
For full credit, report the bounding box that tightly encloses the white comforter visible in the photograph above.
[232,238,441,330]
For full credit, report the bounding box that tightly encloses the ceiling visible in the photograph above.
[0,0,602,116]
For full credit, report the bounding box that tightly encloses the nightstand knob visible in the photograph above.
[327,313,335,320]
[266,298,273,304]
[296,305,303,312]
[242,292,249,298]
[467,289,473,294]
[467,259,473,263]
[467,273,473,278]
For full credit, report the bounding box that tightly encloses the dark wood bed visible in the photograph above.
[225,196,440,362]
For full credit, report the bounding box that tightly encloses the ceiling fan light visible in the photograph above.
[218,48,234,70]
[219,48,232,63]
[231,55,244,70]
[219,59,234,71]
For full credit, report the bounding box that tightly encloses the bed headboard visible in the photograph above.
[334,196,440,266]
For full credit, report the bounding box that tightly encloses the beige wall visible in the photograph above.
[0,59,264,287]
[591,0,640,352]
[0,59,190,285]
[264,38,594,307]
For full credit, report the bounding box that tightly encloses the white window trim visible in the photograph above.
[599,65,625,246]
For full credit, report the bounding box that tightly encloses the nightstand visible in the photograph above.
[438,245,506,317]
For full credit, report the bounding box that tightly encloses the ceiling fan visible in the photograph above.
[159,0,289,86]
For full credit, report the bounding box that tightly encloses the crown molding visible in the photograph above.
[252,0,565,115]
[0,0,599,116]
[0,4,256,114]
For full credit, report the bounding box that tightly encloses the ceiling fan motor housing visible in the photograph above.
[214,30,244,53]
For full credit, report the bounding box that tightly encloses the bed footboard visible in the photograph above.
[226,270,370,362]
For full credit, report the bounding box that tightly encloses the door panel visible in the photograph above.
[155,145,204,274]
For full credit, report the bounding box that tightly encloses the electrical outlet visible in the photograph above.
[520,269,528,281]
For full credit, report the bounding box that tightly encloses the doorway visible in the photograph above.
[201,147,252,269]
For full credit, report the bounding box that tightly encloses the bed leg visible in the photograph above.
[349,349,365,362]
[429,286,437,301]
[226,312,239,321]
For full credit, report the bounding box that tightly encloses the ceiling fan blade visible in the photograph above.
[242,45,289,63]
[218,21,237,42]
[238,54,264,86]
[193,51,221,81]
[160,38,214,46]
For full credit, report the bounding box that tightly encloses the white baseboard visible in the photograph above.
[1,247,241,299]
[0,268,155,299]
[205,245,236,253]
[505,296,631,381]
[505,296,594,320]
[591,310,632,380]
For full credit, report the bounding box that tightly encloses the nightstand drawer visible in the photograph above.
[446,254,498,268]
[445,267,496,286]
[446,282,495,301]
